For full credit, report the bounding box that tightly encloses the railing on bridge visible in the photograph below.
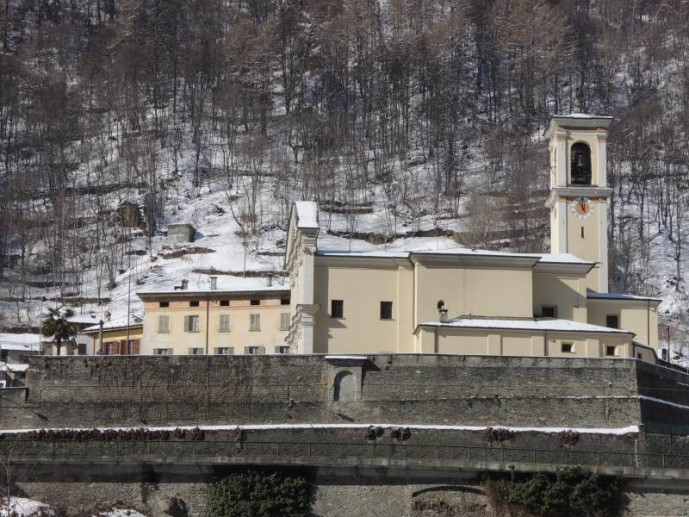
[0,439,687,471]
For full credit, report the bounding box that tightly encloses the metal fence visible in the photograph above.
[645,421,689,437]
[0,439,688,471]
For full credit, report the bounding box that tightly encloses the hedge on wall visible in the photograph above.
[484,467,624,516]
[207,470,313,517]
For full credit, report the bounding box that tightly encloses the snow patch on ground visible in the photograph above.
[0,498,56,517]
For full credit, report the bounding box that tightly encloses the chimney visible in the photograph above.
[266,274,273,287]
[439,308,449,323]
[210,276,217,290]
[181,279,188,290]
[104,311,111,322]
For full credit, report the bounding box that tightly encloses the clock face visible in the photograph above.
[570,197,594,220]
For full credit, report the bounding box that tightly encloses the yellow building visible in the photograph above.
[285,115,661,362]
[83,315,144,355]
[137,284,291,355]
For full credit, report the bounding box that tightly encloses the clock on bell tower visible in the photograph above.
[546,114,614,293]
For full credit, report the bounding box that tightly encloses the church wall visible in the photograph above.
[417,328,632,361]
[566,204,603,264]
[588,299,658,349]
[532,272,587,321]
[414,264,533,324]
[313,260,411,354]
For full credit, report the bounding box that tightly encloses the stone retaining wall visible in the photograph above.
[0,355,658,429]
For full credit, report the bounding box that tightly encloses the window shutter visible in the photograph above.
[219,314,230,332]
[133,340,140,355]
[158,315,169,333]
[184,315,190,332]
[280,313,290,331]
[259,346,265,355]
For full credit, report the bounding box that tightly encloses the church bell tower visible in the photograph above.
[546,115,614,293]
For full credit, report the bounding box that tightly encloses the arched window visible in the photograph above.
[570,143,592,185]
[333,371,356,401]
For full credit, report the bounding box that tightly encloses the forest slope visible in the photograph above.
[1,0,688,360]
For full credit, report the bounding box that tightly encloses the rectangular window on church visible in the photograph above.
[380,301,393,320]
[542,306,557,318]
[606,315,619,329]
[331,300,344,318]
[605,345,617,357]
[561,342,574,353]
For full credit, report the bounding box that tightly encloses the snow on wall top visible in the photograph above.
[420,317,634,335]
[294,201,319,229]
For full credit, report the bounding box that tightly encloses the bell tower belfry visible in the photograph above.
[546,115,614,293]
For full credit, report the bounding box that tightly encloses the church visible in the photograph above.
[285,115,661,361]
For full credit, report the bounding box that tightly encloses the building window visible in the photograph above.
[184,315,200,332]
[570,142,592,185]
[281,298,290,305]
[189,347,204,355]
[250,314,261,331]
[561,342,574,353]
[215,347,232,355]
[190,301,200,307]
[220,300,230,307]
[542,306,557,318]
[250,299,260,306]
[104,341,117,355]
[331,300,344,318]
[159,301,169,308]
[275,346,290,354]
[605,345,617,357]
[154,348,172,356]
[247,346,262,355]
[158,315,170,333]
[125,340,140,355]
[380,301,393,320]
[280,313,290,331]
[606,315,619,329]
[637,353,643,360]
[219,314,230,332]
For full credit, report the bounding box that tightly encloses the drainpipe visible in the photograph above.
[205,295,210,355]
[647,300,650,347]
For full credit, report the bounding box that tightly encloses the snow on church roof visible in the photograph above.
[316,248,593,266]
[587,292,662,303]
[419,317,634,335]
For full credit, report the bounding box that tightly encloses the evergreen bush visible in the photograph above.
[207,469,313,517]
[485,467,623,516]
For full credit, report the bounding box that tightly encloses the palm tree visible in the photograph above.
[41,307,77,356]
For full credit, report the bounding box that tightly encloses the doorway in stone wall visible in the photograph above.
[333,371,356,401]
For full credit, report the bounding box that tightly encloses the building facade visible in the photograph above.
[137,287,291,355]
[83,315,144,355]
[286,115,661,361]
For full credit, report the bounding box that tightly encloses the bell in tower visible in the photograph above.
[570,142,592,185]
